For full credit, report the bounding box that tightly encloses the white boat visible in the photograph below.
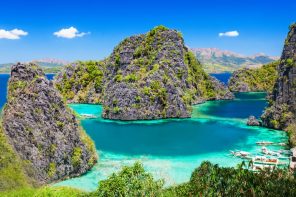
[278,149,292,156]
[277,142,287,146]
[81,113,97,119]
[252,156,279,165]
[261,147,281,157]
[251,163,276,171]
[256,141,273,145]
[230,150,251,158]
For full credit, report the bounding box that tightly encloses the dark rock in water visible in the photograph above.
[1,63,97,184]
[261,24,296,130]
[247,116,260,126]
[101,26,233,120]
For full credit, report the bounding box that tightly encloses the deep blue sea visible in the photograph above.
[210,72,232,84]
[0,74,54,109]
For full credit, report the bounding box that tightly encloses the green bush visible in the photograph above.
[95,162,164,197]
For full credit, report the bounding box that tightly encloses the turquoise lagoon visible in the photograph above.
[54,92,289,191]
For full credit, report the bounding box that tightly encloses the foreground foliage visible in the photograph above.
[93,162,163,197]
[165,161,296,196]
[2,161,296,196]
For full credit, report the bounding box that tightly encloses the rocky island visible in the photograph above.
[0,63,97,190]
[261,24,296,145]
[55,26,233,120]
[228,61,278,92]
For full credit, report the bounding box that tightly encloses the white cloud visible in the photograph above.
[54,27,89,39]
[219,31,239,37]
[0,28,28,39]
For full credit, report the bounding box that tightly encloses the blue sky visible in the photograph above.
[0,0,295,63]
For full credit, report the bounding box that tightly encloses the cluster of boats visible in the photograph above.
[230,141,291,171]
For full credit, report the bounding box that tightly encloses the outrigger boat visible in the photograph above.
[277,149,292,156]
[230,150,251,159]
[277,142,287,146]
[251,163,276,171]
[261,147,281,157]
[81,113,97,119]
[256,141,274,146]
[252,156,279,165]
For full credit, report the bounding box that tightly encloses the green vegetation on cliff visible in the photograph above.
[54,26,232,121]
[55,61,105,103]
[261,23,296,132]
[0,122,32,192]
[228,61,278,92]
[0,63,97,192]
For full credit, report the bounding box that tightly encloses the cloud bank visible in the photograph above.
[54,27,89,39]
[219,31,239,37]
[0,29,28,39]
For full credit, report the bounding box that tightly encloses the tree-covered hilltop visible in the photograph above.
[261,24,296,146]
[55,26,233,120]
[0,63,97,191]
[228,61,278,92]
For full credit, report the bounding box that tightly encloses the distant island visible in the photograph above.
[193,48,279,73]
[0,59,68,74]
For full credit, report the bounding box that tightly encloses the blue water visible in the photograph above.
[0,74,55,109]
[54,93,288,191]
[210,72,232,84]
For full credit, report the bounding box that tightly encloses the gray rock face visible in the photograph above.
[54,26,233,121]
[2,63,97,184]
[228,68,250,92]
[261,24,296,130]
[247,116,260,126]
[102,26,233,120]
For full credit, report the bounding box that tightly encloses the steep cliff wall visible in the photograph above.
[228,61,278,92]
[101,26,233,120]
[261,24,296,136]
[1,63,97,185]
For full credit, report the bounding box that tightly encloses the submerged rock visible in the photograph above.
[261,24,296,130]
[1,63,97,184]
[247,116,260,126]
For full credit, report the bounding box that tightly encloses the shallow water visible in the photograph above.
[54,93,288,191]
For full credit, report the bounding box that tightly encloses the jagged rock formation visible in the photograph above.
[102,26,233,120]
[1,63,97,186]
[54,61,105,103]
[261,24,296,134]
[228,61,278,92]
[55,26,233,120]
[247,116,260,126]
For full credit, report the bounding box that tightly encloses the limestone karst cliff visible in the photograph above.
[0,63,97,188]
[261,24,296,144]
[228,61,278,92]
[55,26,233,120]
